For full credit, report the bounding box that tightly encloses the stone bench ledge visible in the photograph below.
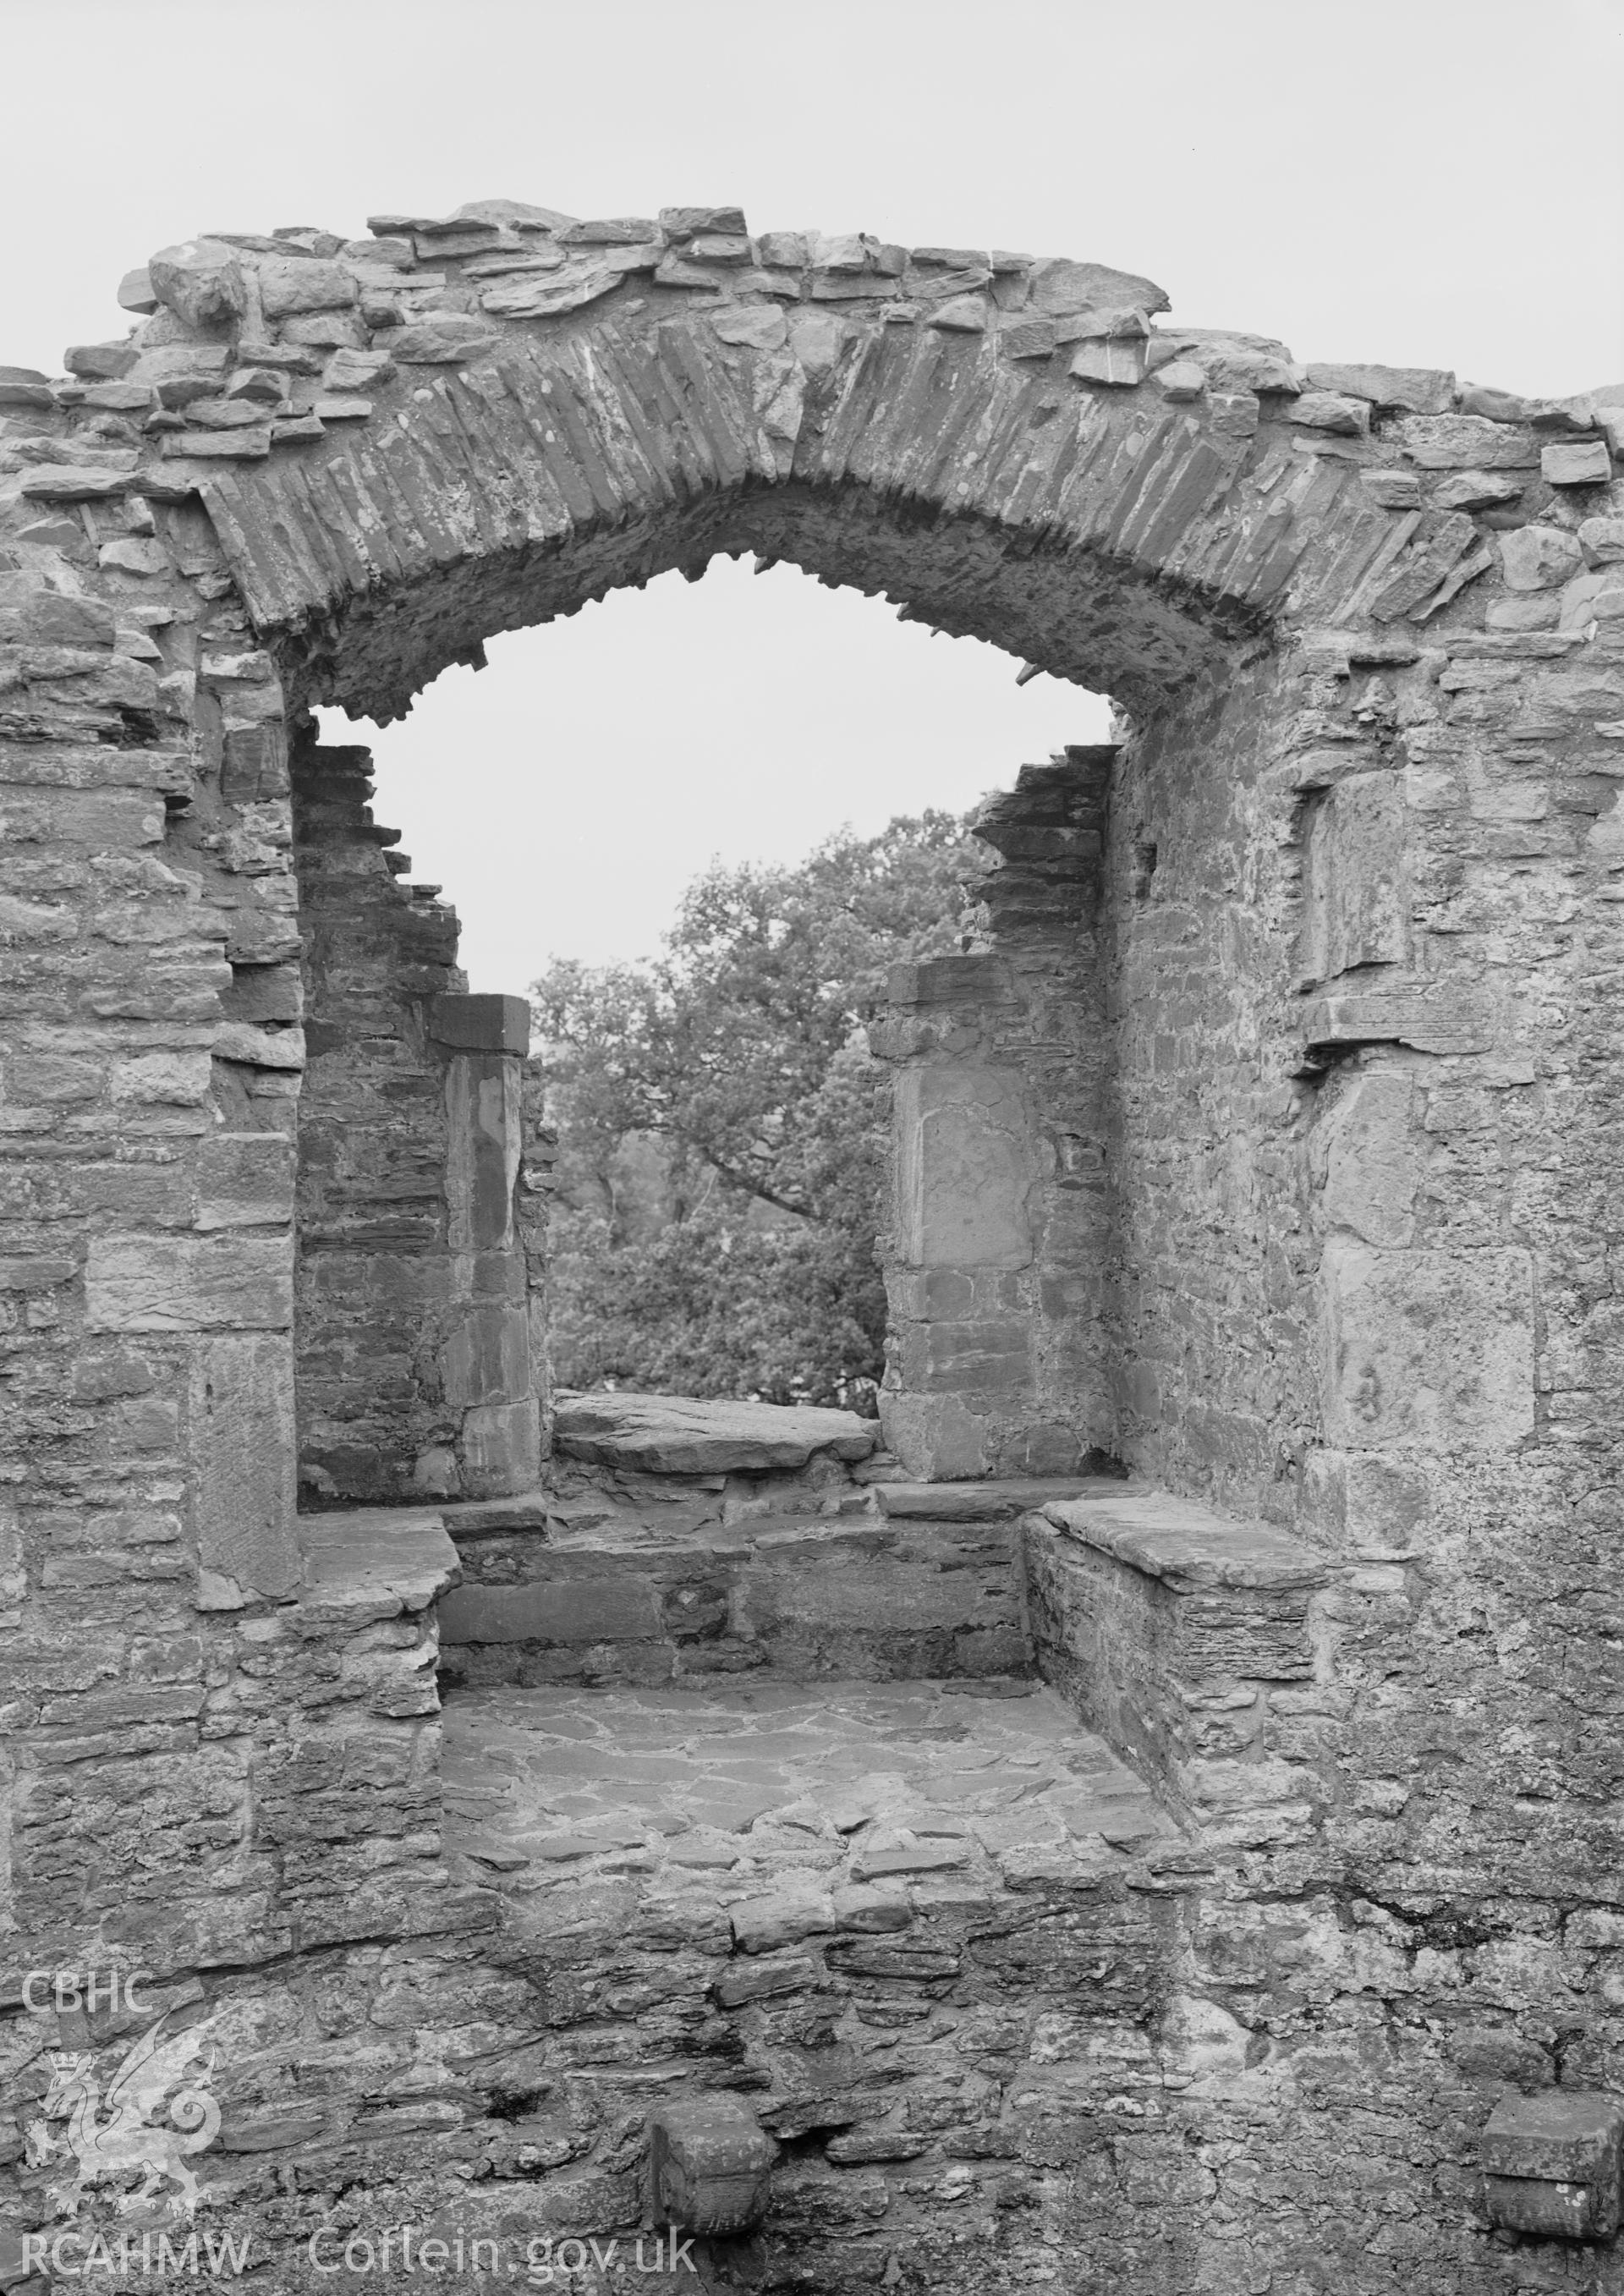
[1041,1492,1329,1594]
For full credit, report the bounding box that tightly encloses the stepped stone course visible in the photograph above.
[2,190,1624,2293]
[437,1497,1035,1689]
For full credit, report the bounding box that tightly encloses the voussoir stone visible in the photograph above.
[19,464,136,501]
[1432,470,1523,511]
[927,294,987,333]
[1154,358,1207,401]
[148,237,248,330]
[480,264,619,319]
[390,316,501,361]
[710,305,788,351]
[551,1391,879,1473]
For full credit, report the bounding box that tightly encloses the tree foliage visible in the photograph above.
[533,810,988,1409]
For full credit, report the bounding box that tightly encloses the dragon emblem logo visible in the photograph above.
[25,2013,222,2222]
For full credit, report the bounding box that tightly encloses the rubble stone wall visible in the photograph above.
[292,735,459,1499]
[1100,655,1310,1506]
[2,192,1623,2294]
[293,737,545,1508]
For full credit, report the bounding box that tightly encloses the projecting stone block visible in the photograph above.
[894,1066,1034,1271]
[1319,1239,1534,1449]
[650,2098,776,2236]
[1481,2091,1624,2239]
[1300,983,1494,1057]
[191,1334,299,1600]
[427,991,530,1055]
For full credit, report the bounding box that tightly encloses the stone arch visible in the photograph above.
[100,206,1484,1529]
[5,195,1598,1570]
[171,224,1409,725]
[6,190,1624,2296]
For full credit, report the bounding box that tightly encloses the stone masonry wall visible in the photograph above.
[877,748,1115,1480]
[4,190,1624,2296]
[870,368,1624,2288]
[1102,651,1322,1512]
[293,737,546,1508]
[293,737,460,1500]
[1081,416,1624,2291]
[0,406,314,2030]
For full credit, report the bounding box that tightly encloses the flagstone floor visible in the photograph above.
[442,1677,1177,1896]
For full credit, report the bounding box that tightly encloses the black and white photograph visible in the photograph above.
[1,1,1622,2288]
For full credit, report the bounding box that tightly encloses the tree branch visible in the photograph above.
[672,1131,819,1223]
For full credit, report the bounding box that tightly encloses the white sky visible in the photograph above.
[6,0,1622,986]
